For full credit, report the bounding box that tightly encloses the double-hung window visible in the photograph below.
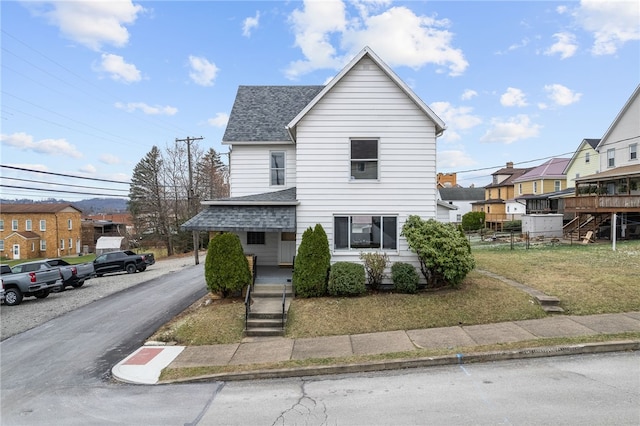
[68,219,73,230]
[40,220,46,231]
[270,151,285,186]
[630,143,637,161]
[607,148,615,167]
[40,240,46,251]
[26,219,32,231]
[350,139,378,180]
[334,215,397,250]
[12,220,18,231]
[554,180,561,192]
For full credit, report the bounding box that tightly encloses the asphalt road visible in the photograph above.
[1,264,638,425]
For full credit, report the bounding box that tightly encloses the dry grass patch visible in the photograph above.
[473,240,640,315]
[286,271,545,339]
[149,296,245,345]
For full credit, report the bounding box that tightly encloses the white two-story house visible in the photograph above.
[182,47,445,277]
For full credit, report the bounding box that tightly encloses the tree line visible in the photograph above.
[128,141,229,255]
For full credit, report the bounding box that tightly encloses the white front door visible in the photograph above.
[279,232,296,266]
[12,244,20,260]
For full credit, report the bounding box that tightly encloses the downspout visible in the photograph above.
[55,212,60,257]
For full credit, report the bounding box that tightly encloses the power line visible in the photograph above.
[0,165,131,184]
[0,184,127,198]
[0,176,130,192]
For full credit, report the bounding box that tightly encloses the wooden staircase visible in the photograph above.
[245,284,293,337]
[563,214,608,240]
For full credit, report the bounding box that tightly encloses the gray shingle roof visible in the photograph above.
[181,205,296,232]
[203,187,297,205]
[439,187,485,201]
[222,86,324,142]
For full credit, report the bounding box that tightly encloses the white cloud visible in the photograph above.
[500,87,528,107]
[79,164,97,174]
[480,115,541,144]
[1,132,82,158]
[575,0,640,55]
[27,0,144,51]
[496,38,530,55]
[188,55,219,86]
[430,101,482,142]
[115,102,177,115]
[544,32,578,59]
[286,1,468,79]
[545,84,582,106]
[95,53,141,83]
[207,113,229,128]
[100,153,121,165]
[437,150,476,169]
[461,89,477,101]
[242,11,260,37]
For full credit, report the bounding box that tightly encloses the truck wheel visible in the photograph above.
[4,288,23,306]
[71,281,85,288]
[138,265,147,272]
[34,289,50,299]
[126,264,137,274]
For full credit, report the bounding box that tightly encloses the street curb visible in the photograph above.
[158,340,640,384]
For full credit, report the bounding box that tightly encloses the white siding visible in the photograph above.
[295,57,438,277]
[235,231,279,266]
[598,91,640,170]
[229,144,296,197]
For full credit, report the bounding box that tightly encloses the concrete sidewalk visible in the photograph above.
[112,311,640,384]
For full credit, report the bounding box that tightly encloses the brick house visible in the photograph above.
[0,203,83,260]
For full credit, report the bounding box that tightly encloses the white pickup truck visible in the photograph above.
[0,264,63,306]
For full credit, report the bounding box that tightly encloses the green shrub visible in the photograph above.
[204,233,251,297]
[391,262,419,294]
[402,216,476,289]
[327,262,366,297]
[461,211,485,231]
[359,252,389,291]
[292,224,330,297]
[503,220,522,232]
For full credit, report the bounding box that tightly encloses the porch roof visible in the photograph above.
[183,188,297,232]
[574,164,640,183]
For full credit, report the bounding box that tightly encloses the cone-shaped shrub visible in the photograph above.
[204,233,251,297]
[292,224,330,297]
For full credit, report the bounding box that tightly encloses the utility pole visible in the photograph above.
[176,136,204,265]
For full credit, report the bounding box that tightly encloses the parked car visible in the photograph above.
[11,259,95,291]
[93,250,149,276]
[0,263,63,306]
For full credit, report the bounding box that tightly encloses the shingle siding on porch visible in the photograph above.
[182,205,296,232]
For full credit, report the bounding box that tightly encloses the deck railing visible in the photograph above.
[564,195,640,212]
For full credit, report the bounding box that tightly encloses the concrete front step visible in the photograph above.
[252,284,293,298]
[247,318,286,328]
[245,327,286,337]
[535,295,564,313]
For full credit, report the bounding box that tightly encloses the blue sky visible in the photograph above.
[1,0,639,201]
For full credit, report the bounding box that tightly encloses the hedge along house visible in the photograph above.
[182,47,445,283]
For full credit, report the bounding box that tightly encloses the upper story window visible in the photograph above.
[26,219,32,231]
[518,184,522,195]
[270,151,285,186]
[630,143,637,161]
[68,219,73,230]
[554,180,561,192]
[533,181,538,194]
[585,152,590,163]
[12,220,18,231]
[334,215,397,250]
[350,139,378,180]
[0,220,4,231]
[607,148,615,168]
[40,220,46,231]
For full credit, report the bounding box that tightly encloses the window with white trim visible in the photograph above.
[40,240,46,251]
[60,239,65,250]
[26,219,32,231]
[334,215,397,250]
[12,220,18,231]
[68,219,73,230]
[0,241,4,251]
[270,151,285,186]
[607,148,615,167]
[40,220,46,231]
[350,139,378,180]
[518,184,522,195]
[69,238,73,250]
[554,180,561,192]
[533,181,538,194]
[585,152,590,163]
[0,220,4,231]
[630,143,637,161]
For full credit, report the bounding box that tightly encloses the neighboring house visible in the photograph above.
[513,158,570,214]
[437,172,458,188]
[0,203,83,260]
[564,138,601,188]
[564,84,640,240]
[438,187,485,223]
[182,47,446,278]
[474,162,532,230]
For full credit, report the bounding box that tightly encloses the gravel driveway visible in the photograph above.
[1,254,203,340]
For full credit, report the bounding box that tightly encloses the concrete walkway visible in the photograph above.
[112,311,640,384]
